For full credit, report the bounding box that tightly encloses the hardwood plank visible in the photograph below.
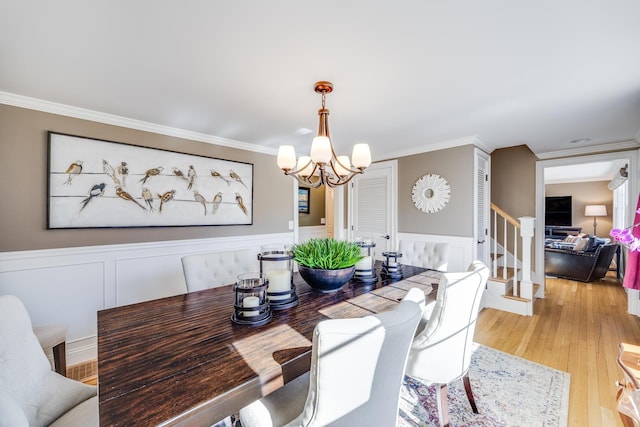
[476,273,640,427]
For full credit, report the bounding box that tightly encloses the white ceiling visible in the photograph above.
[1,1,640,163]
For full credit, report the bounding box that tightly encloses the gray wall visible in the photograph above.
[0,104,293,252]
[491,145,537,218]
[396,145,475,237]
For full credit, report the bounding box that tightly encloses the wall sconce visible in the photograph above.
[232,273,271,326]
[381,251,403,280]
[258,246,298,310]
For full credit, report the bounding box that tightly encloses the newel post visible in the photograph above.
[519,216,535,309]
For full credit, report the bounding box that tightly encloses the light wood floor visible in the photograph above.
[475,273,640,427]
[71,273,640,425]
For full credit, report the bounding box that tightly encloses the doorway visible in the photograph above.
[535,150,637,300]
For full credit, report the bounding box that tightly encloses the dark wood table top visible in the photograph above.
[97,263,440,426]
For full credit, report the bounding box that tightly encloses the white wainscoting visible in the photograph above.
[0,233,294,365]
[298,225,328,242]
[397,232,474,273]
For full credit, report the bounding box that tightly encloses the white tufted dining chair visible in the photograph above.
[33,324,68,377]
[398,240,450,271]
[181,249,258,292]
[0,295,97,427]
[404,260,489,427]
[238,288,425,427]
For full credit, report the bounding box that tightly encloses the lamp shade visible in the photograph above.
[585,205,607,217]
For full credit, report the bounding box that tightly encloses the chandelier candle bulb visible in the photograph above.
[266,269,291,301]
[277,145,297,170]
[334,155,351,177]
[311,136,332,163]
[351,143,372,168]
[242,296,260,317]
[297,155,314,177]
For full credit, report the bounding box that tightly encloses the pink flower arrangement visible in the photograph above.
[610,208,640,251]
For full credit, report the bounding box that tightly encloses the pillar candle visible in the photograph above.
[266,269,291,301]
[355,256,372,271]
[243,296,260,317]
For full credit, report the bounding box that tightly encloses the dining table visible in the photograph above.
[97,262,441,426]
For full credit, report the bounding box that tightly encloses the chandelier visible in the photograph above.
[276,81,371,188]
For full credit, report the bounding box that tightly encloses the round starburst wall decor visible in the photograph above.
[411,174,451,213]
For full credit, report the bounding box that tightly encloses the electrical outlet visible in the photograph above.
[288,220,294,230]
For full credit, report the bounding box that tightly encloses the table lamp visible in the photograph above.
[584,205,607,236]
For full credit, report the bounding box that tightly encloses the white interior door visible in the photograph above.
[349,160,397,259]
[475,149,490,267]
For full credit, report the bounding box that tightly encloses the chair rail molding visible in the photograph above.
[0,233,294,365]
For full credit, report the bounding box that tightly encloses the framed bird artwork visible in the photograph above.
[47,132,254,228]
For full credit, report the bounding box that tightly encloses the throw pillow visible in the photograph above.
[574,239,588,251]
[585,236,607,252]
[564,235,580,244]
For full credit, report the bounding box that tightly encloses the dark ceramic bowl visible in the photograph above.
[298,265,356,293]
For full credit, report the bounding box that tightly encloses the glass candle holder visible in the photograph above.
[258,246,298,310]
[381,251,403,280]
[353,239,377,285]
[232,272,272,326]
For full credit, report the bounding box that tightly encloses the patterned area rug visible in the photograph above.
[398,343,570,427]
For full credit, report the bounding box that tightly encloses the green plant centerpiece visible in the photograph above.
[293,238,364,292]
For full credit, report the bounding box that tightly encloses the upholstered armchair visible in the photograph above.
[399,240,450,271]
[0,295,97,427]
[181,249,258,292]
[405,260,490,427]
[238,288,425,427]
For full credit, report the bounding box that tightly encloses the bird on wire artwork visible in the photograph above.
[140,166,164,184]
[116,186,146,210]
[187,165,197,190]
[102,159,121,187]
[229,169,247,189]
[80,183,106,211]
[235,192,248,215]
[210,169,231,186]
[116,161,129,187]
[194,191,207,215]
[63,160,83,185]
[211,192,223,215]
[173,167,188,181]
[141,187,154,211]
[158,189,176,212]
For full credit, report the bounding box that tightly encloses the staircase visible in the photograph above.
[484,203,539,316]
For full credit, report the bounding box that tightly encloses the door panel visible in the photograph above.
[350,161,397,259]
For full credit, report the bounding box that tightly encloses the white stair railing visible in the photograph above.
[490,203,535,299]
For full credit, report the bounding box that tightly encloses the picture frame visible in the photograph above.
[47,132,253,228]
[298,187,310,214]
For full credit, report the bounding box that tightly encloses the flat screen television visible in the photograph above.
[545,196,572,226]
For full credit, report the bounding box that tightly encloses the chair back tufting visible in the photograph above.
[399,239,450,271]
[181,249,259,292]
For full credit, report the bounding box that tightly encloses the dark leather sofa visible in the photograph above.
[544,243,618,283]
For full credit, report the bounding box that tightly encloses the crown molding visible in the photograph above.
[376,135,491,161]
[0,91,278,155]
[535,140,640,160]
